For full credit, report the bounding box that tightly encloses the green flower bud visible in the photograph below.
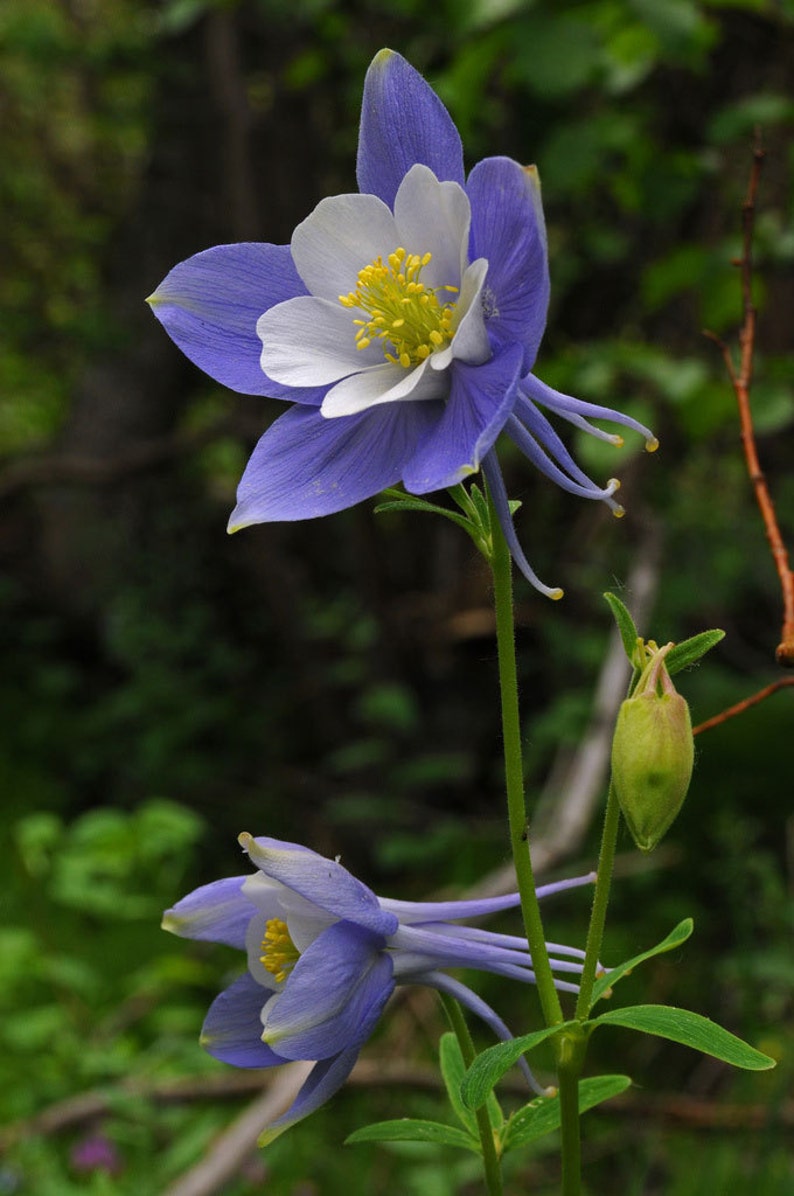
[611,643,694,852]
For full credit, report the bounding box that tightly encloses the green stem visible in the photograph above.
[557,1029,586,1196]
[440,994,503,1196]
[555,783,621,1194]
[575,782,621,1020]
[487,489,588,1193]
[487,487,564,1030]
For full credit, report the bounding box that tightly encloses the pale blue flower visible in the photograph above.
[163,833,596,1142]
[149,50,655,596]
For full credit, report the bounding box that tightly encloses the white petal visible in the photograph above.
[447,258,491,367]
[321,358,446,418]
[278,889,337,952]
[259,990,280,1031]
[291,193,399,300]
[258,296,381,385]
[393,164,471,291]
[242,873,288,911]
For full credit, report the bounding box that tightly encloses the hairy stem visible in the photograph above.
[440,994,503,1196]
[557,1029,586,1196]
[487,489,564,1029]
[576,782,621,1020]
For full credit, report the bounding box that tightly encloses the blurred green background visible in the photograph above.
[1,0,792,1191]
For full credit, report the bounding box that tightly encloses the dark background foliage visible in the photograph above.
[1,0,792,1191]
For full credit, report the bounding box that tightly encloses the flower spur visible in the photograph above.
[163,833,598,1142]
[149,49,656,597]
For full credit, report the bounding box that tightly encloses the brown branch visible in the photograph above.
[0,416,236,503]
[161,1063,313,1196]
[704,136,794,667]
[692,676,794,736]
[0,1060,440,1151]
[608,1091,794,1132]
[3,1055,791,1162]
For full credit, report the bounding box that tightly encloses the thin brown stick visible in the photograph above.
[692,677,794,736]
[0,1060,441,1150]
[704,136,794,667]
[0,416,237,502]
[161,1063,313,1196]
[4,1057,792,1157]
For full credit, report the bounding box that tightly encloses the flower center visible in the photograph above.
[339,248,459,369]
[260,917,300,984]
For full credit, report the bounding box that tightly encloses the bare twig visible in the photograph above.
[4,1053,791,1171]
[692,676,794,735]
[0,416,236,503]
[704,135,794,667]
[0,1060,439,1151]
[161,1063,313,1196]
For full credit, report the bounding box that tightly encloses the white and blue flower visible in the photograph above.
[163,833,596,1142]
[149,49,655,596]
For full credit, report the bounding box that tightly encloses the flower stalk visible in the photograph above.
[556,1026,587,1196]
[487,482,564,1031]
[575,782,621,1021]
[440,993,503,1196]
[487,483,602,1193]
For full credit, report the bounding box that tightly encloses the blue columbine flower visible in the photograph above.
[163,833,597,1142]
[148,49,656,597]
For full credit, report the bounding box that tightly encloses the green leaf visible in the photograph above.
[485,1088,505,1132]
[501,1075,632,1153]
[461,1022,576,1110]
[604,592,640,661]
[440,1033,503,1134]
[375,490,474,536]
[375,486,497,560]
[589,1005,776,1070]
[665,629,725,675]
[439,1032,477,1136]
[466,481,521,524]
[468,482,491,526]
[589,918,694,1009]
[346,1118,480,1153]
[447,483,478,519]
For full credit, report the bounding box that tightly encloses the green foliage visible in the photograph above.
[2,0,793,1188]
[350,1033,631,1159]
[589,917,694,1008]
[604,591,642,660]
[0,0,151,451]
[589,1005,776,1069]
[461,1024,577,1111]
[500,1074,632,1152]
[460,917,773,1116]
[0,801,231,1191]
[665,629,726,675]
[14,800,203,918]
[347,1118,482,1153]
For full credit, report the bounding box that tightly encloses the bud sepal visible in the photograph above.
[611,643,694,852]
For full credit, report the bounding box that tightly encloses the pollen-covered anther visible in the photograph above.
[260,917,300,985]
[340,247,458,368]
[645,437,660,453]
[600,477,625,518]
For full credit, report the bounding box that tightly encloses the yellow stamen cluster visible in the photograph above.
[339,248,458,369]
[260,917,300,985]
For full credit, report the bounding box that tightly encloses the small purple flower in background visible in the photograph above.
[149,49,656,597]
[163,833,595,1142]
[70,1131,123,1176]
